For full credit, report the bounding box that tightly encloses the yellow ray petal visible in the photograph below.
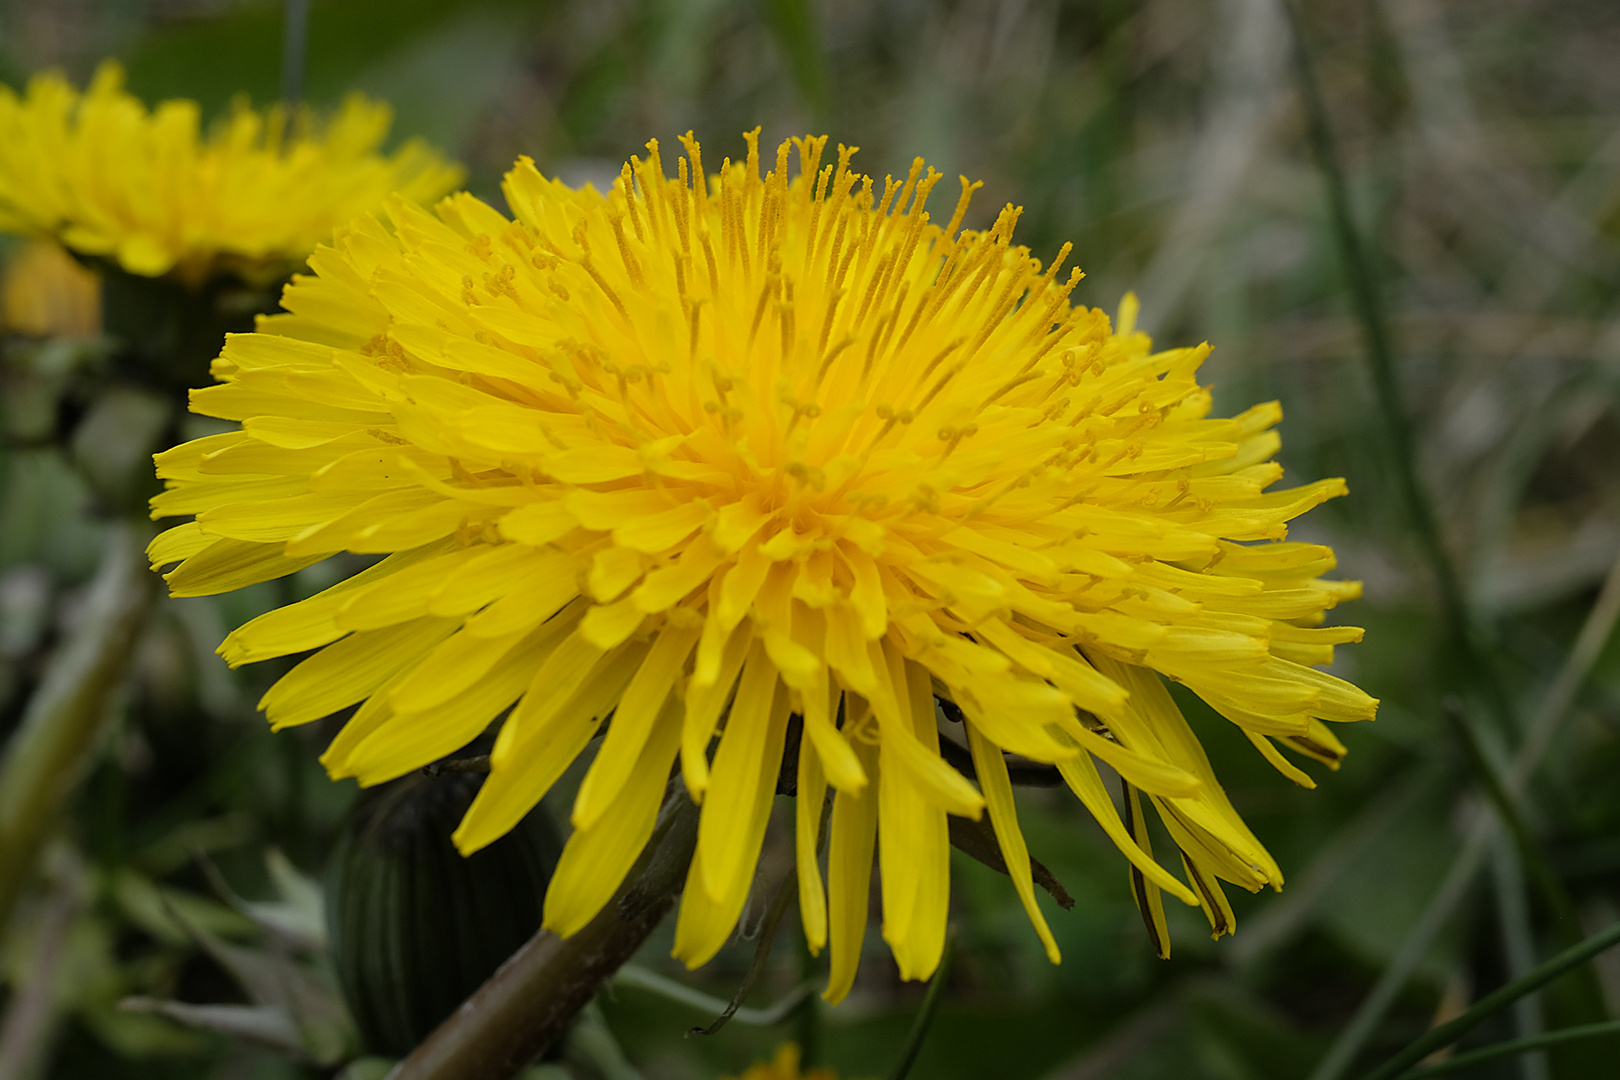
[795,731,830,955]
[259,617,457,729]
[672,842,742,968]
[573,623,699,829]
[220,541,457,665]
[545,698,683,935]
[871,640,983,818]
[878,659,954,980]
[1051,732,1200,907]
[681,621,752,802]
[455,640,644,855]
[345,623,561,785]
[1122,780,1170,959]
[696,643,791,903]
[163,538,328,598]
[824,731,879,1003]
[966,719,1059,963]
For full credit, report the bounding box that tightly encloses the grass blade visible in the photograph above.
[888,930,956,1080]
[1403,1020,1620,1079]
[1357,920,1620,1080]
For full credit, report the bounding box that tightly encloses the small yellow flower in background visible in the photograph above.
[1,240,100,337]
[148,132,1376,1001]
[723,1044,845,1080]
[0,61,462,285]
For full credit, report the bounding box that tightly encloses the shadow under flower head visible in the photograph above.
[0,61,463,287]
[147,132,1377,1002]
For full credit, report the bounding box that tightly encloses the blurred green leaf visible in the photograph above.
[109,870,258,946]
[759,0,827,121]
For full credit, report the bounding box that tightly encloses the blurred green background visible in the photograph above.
[4,1,1620,1078]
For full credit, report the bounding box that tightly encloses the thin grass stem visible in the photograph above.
[691,868,799,1036]
[1308,823,1489,1080]
[1402,1020,1620,1079]
[611,967,814,1028]
[1488,839,1548,1080]
[887,930,956,1080]
[798,923,821,1066]
[282,0,310,105]
[1357,920,1620,1080]
[1443,699,1584,941]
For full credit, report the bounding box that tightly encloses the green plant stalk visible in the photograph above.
[386,792,699,1080]
[887,930,956,1080]
[0,521,156,933]
[0,852,85,1076]
[1358,920,1620,1080]
[798,924,821,1067]
[610,966,814,1026]
[1442,700,1584,941]
[564,1004,644,1080]
[1308,819,1487,1080]
[1486,839,1547,1080]
[1401,1020,1620,1079]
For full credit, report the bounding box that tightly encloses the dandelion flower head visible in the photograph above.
[149,132,1377,1000]
[0,61,462,284]
[724,1045,847,1080]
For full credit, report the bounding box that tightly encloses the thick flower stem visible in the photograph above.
[0,520,157,932]
[386,790,699,1080]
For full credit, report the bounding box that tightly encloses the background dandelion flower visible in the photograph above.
[0,61,463,285]
[149,132,1376,1000]
[0,239,101,338]
[724,1044,846,1080]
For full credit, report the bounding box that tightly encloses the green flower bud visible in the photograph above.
[325,770,561,1057]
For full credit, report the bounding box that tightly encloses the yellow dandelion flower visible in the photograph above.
[1,240,100,337]
[148,132,1377,1000]
[724,1044,847,1080]
[0,61,463,285]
